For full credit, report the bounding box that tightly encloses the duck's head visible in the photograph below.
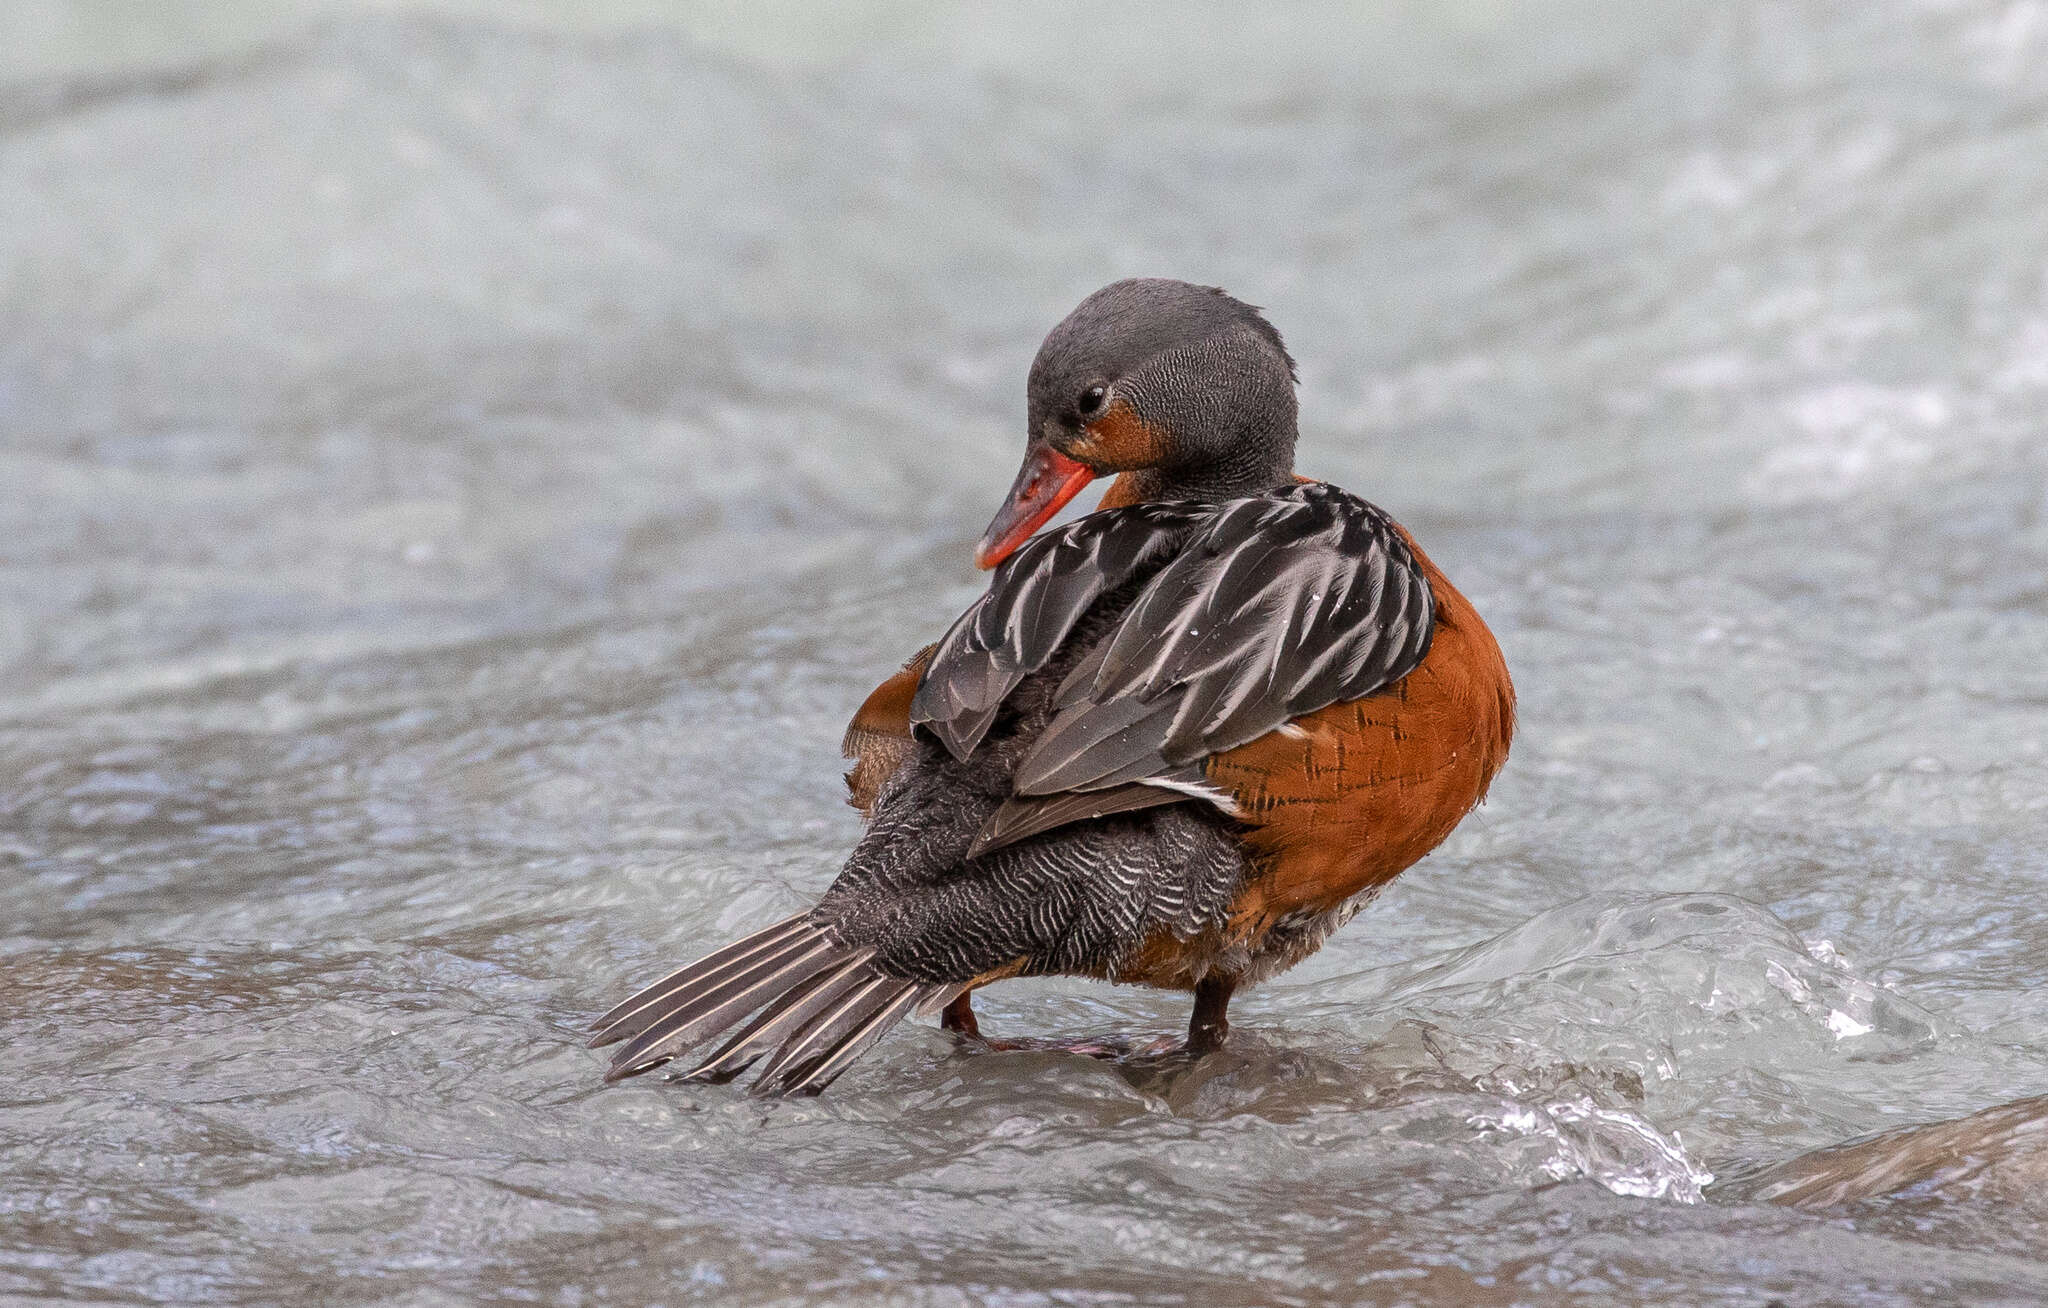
[975,278,1300,569]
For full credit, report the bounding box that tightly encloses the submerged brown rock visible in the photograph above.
[1727,1096,2048,1210]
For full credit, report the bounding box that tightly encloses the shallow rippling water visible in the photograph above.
[7,3,2048,1303]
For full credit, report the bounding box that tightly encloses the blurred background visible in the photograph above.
[6,2,2048,1304]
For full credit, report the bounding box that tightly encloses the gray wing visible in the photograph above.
[914,482,1437,855]
[908,500,1214,758]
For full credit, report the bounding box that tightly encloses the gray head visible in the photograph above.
[977,279,1301,568]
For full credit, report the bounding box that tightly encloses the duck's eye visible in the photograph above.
[1077,384,1109,418]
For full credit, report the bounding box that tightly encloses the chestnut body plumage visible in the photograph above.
[592,280,1514,1094]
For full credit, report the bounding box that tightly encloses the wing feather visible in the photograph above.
[910,501,1212,758]
[913,483,1435,854]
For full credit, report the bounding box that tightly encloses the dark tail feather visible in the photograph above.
[771,982,936,1097]
[595,929,832,1065]
[594,917,958,1094]
[912,984,967,1020]
[746,974,901,1093]
[682,952,886,1084]
[599,932,848,1083]
[589,912,810,1044]
[743,971,958,1097]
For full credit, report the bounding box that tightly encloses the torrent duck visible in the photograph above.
[591,279,1515,1095]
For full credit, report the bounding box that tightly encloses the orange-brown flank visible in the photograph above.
[1206,532,1512,942]
[841,645,932,815]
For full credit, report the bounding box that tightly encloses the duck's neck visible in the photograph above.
[1097,461,1298,510]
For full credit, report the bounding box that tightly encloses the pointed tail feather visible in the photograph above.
[594,931,826,1057]
[746,974,901,1093]
[772,982,935,1097]
[913,982,968,1020]
[589,912,810,1044]
[687,977,963,1091]
[595,916,957,1094]
[682,952,886,1084]
[595,928,828,1058]
[603,936,847,1082]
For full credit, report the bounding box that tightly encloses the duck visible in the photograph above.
[591,278,1515,1096]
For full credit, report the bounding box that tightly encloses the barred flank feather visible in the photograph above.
[589,917,952,1095]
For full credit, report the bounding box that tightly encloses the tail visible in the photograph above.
[588,913,963,1097]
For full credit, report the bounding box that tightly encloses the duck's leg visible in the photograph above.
[1187,973,1236,1056]
[940,991,981,1039]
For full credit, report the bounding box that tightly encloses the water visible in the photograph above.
[6,2,2048,1302]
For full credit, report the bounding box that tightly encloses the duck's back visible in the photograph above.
[816,560,1254,988]
[819,482,1495,992]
